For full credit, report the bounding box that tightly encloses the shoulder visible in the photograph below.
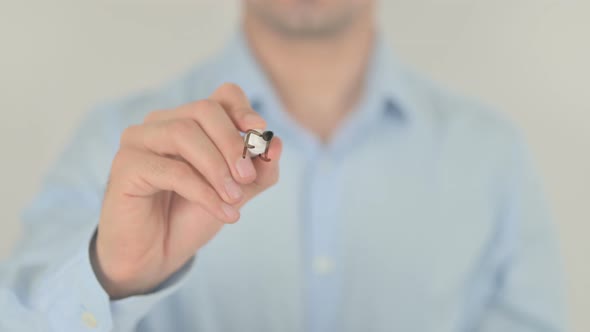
[94,58,224,129]
[402,68,525,155]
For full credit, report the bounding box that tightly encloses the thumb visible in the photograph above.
[241,136,283,201]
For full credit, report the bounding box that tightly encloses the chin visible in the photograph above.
[245,0,371,38]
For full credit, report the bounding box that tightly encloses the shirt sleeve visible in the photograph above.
[0,106,194,331]
[475,131,567,331]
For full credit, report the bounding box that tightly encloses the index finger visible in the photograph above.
[209,82,267,132]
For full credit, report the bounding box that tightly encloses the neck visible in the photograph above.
[243,8,375,142]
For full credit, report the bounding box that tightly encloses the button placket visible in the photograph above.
[304,152,343,332]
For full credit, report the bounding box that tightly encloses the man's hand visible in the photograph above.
[90,83,282,299]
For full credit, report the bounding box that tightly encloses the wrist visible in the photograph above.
[89,232,150,299]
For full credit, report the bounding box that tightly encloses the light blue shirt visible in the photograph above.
[0,32,566,332]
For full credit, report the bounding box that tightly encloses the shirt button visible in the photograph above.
[81,312,98,329]
[313,256,335,275]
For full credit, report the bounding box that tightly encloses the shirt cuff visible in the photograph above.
[41,234,113,331]
[40,229,195,332]
[109,256,195,331]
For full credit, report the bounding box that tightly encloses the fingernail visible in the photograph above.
[224,178,243,201]
[222,203,239,220]
[236,157,256,179]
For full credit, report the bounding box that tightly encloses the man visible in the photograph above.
[0,0,565,331]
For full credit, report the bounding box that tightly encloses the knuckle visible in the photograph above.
[119,125,138,145]
[169,162,192,183]
[145,157,167,177]
[110,148,133,174]
[167,119,196,140]
[143,109,165,123]
[209,159,231,183]
[200,185,219,204]
[217,82,245,97]
[191,99,220,114]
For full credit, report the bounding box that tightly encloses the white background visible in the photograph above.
[0,1,588,330]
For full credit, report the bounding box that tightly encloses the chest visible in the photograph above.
[163,135,498,331]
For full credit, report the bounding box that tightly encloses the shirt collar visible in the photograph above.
[362,32,425,125]
[209,29,417,123]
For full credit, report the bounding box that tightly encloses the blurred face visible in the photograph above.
[244,0,373,38]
